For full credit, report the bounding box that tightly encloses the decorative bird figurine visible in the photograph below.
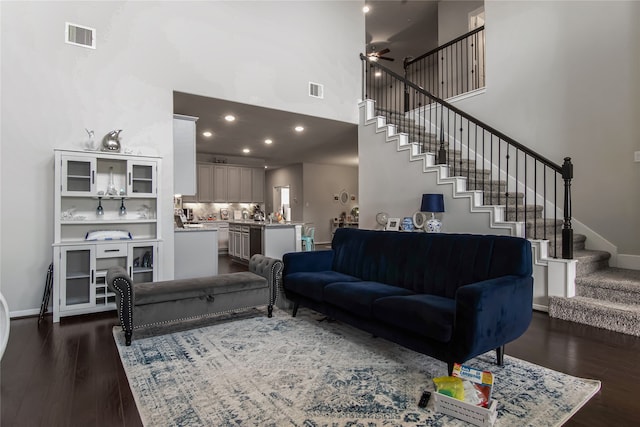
[101,129,122,152]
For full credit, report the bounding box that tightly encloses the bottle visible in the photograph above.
[107,167,118,195]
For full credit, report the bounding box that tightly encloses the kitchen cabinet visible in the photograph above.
[217,222,229,254]
[213,165,228,202]
[241,226,250,260]
[53,149,162,322]
[173,114,198,197]
[233,227,242,258]
[196,163,214,202]
[227,166,241,202]
[252,167,265,202]
[240,167,253,202]
[188,163,265,203]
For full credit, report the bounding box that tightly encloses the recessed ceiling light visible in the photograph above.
[202,131,213,137]
[294,126,304,132]
[264,139,273,145]
[224,114,236,122]
[264,165,268,169]
[374,71,382,77]
[242,148,250,154]
[363,6,370,13]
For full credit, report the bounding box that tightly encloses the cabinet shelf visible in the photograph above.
[61,194,155,199]
[66,272,90,280]
[60,219,157,225]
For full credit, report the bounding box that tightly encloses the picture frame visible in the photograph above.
[385,217,400,231]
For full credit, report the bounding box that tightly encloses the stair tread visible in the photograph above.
[574,249,612,262]
[551,295,640,312]
[576,267,640,291]
[549,295,640,336]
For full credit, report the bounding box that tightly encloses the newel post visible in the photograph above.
[561,157,574,259]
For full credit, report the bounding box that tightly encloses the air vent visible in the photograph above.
[309,82,324,99]
[65,22,96,49]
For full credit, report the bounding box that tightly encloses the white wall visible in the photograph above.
[0,1,364,315]
[444,0,640,256]
[302,163,358,243]
[438,0,483,44]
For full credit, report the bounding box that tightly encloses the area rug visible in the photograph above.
[113,308,600,426]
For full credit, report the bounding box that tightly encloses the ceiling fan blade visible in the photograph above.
[377,48,391,56]
[379,56,395,61]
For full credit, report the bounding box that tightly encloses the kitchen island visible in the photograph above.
[228,220,302,263]
[174,227,218,279]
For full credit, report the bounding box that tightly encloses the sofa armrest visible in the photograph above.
[283,250,334,276]
[106,266,134,346]
[452,275,533,361]
[249,254,283,314]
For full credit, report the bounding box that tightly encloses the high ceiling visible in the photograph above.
[173,1,437,170]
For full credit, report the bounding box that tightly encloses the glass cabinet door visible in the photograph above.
[127,160,157,196]
[61,155,96,195]
[128,243,157,283]
[59,246,95,311]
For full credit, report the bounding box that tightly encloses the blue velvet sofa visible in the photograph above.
[282,228,533,373]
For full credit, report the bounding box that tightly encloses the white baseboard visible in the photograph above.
[617,254,640,270]
[533,303,549,312]
[10,308,40,319]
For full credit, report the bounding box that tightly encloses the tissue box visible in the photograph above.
[433,392,498,427]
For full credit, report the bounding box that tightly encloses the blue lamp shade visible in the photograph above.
[420,194,445,213]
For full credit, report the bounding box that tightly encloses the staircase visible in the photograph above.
[365,99,640,338]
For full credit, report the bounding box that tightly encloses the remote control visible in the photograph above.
[418,391,431,408]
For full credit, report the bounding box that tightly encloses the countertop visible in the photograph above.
[228,220,304,228]
[174,226,218,232]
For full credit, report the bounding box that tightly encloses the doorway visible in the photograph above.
[273,185,290,219]
[468,6,486,90]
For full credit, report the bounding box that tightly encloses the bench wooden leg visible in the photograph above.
[125,331,132,346]
[268,304,273,318]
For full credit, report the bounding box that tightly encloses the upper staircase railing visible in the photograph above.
[361,54,574,259]
[404,26,485,103]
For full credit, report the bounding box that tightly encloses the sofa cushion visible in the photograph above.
[284,271,361,302]
[324,281,414,319]
[372,295,456,342]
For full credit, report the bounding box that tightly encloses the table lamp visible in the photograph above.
[420,193,445,233]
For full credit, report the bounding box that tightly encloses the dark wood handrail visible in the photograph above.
[405,26,485,66]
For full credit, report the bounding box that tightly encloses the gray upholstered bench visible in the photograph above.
[107,254,283,345]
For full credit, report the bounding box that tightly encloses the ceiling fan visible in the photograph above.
[367,47,394,62]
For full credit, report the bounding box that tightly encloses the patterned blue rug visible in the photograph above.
[114,308,600,426]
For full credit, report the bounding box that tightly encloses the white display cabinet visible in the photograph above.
[52,149,162,322]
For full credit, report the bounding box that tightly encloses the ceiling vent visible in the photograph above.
[65,22,96,49]
[309,82,324,99]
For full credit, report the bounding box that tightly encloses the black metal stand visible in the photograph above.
[38,263,54,325]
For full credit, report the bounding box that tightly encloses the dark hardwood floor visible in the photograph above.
[2,256,639,426]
